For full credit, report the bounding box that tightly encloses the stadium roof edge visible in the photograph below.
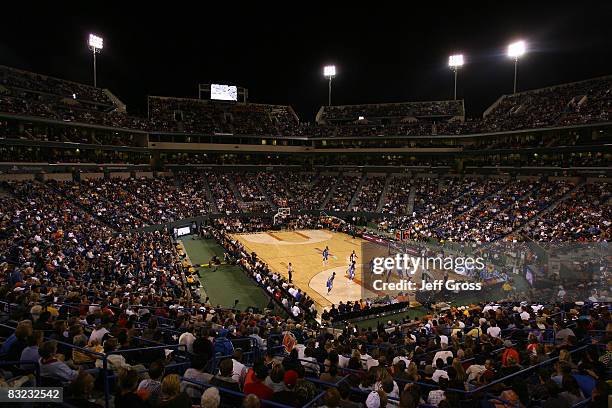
[0,112,149,134]
[498,73,612,98]
[319,99,465,108]
[148,94,295,109]
[307,120,612,140]
[0,64,113,96]
[2,112,610,139]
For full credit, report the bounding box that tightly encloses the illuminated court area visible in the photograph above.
[231,230,387,311]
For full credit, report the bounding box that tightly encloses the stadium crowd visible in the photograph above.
[0,90,148,132]
[318,101,465,123]
[148,97,300,137]
[353,176,386,213]
[0,172,607,243]
[0,146,151,164]
[430,180,574,242]
[0,169,610,407]
[522,182,611,242]
[477,76,612,133]
[0,263,610,408]
[204,172,245,215]
[232,173,273,213]
[255,172,336,211]
[381,177,413,216]
[325,175,363,212]
[1,65,610,140]
[381,177,606,244]
[1,65,114,105]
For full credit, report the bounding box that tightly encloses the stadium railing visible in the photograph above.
[330,301,411,324]
[0,360,40,384]
[209,337,261,373]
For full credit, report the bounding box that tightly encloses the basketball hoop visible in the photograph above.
[273,207,291,225]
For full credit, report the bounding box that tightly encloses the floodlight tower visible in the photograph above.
[88,34,104,88]
[507,40,526,94]
[323,65,336,106]
[448,54,464,100]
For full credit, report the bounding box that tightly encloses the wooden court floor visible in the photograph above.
[231,229,384,312]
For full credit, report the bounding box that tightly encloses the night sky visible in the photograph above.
[1,2,611,121]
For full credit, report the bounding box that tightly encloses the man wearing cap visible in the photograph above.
[271,369,299,406]
[501,340,520,367]
[249,327,266,352]
[420,364,437,400]
[555,322,575,345]
[89,317,110,345]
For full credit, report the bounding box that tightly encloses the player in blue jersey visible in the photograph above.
[347,260,356,282]
[322,246,329,264]
[326,271,336,294]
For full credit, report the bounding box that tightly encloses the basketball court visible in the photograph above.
[231,229,390,312]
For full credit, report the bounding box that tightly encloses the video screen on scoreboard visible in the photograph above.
[174,226,191,237]
[211,84,238,101]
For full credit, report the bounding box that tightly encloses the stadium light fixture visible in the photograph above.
[507,40,526,93]
[88,34,104,50]
[507,40,525,58]
[448,54,464,100]
[448,54,464,68]
[88,34,104,88]
[323,65,336,77]
[323,65,336,106]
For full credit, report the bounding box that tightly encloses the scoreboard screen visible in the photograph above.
[211,84,238,101]
[174,226,191,237]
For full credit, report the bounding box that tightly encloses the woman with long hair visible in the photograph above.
[452,358,467,383]
[406,362,420,382]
